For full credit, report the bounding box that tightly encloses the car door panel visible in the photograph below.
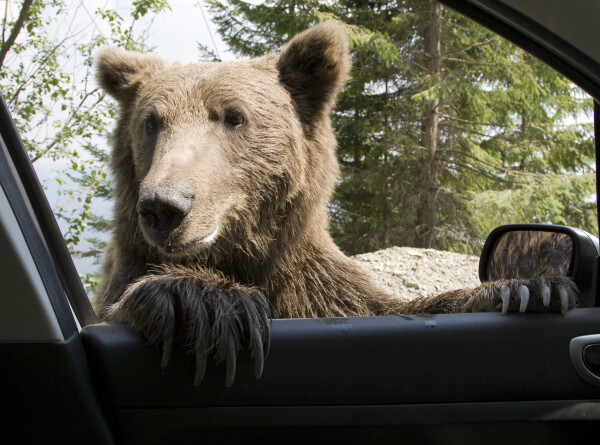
[82,312,600,407]
[80,311,600,443]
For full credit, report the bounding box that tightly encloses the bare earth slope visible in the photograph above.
[354,247,481,301]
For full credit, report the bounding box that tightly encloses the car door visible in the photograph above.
[0,93,114,443]
[3,0,600,444]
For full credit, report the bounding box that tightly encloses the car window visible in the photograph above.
[0,0,594,309]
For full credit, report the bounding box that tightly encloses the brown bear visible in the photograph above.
[95,23,577,387]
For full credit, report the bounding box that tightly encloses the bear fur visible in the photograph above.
[95,24,577,386]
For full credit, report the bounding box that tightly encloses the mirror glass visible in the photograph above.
[487,231,574,281]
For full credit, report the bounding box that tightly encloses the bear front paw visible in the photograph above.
[463,276,579,314]
[105,273,270,387]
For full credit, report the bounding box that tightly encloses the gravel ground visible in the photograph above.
[354,246,481,300]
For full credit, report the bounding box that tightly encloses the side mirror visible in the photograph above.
[479,224,600,308]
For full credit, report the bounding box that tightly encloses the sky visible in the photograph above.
[133,1,231,62]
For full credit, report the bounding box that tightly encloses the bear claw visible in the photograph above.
[486,277,577,315]
[225,336,237,388]
[500,285,510,315]
[109,270,270,388]
[518,285,529,313]
[541,282,551,307]
[194,341,209,387]
[558,284,568,314]
[161,335,173,368]
[254,327,264,379]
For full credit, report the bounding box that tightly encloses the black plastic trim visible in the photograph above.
[595,101,600,234]
[595,101,600,306]
[114,403,600,444]
[0,94,97,327]
[135,420,600,444]
[0,120,76,338]
[570,334,600,386]
[1,333,115,444]
[116,400,600,427]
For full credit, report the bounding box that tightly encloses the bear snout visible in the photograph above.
[137,186,194,238]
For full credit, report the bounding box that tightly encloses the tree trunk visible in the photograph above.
[0,0,34,70]
[382,151,390,248]
[416,0,442,248]
[351,108,361,253]
[381,79,391,248]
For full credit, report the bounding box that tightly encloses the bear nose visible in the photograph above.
[137,187,193,234]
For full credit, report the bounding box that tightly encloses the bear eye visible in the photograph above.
[145,115,159,134]
[224,109,246,128]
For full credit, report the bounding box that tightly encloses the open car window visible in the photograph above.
[2,1,600,444]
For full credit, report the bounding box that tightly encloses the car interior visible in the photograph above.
[2,0,600,443]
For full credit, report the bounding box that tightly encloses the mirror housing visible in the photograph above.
[479,224,600,308]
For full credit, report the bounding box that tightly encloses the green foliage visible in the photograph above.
[469,173,596,234]
[1,0,171,293]
[206,0,595,256]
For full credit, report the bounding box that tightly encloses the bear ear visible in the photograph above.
[96,47,165,104]
[276,23,350,128]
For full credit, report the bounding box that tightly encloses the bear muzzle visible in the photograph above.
[137,186,193,240]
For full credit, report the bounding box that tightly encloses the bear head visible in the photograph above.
[96,24,350,261]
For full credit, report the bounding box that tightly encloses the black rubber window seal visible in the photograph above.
[0,93,97,332]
